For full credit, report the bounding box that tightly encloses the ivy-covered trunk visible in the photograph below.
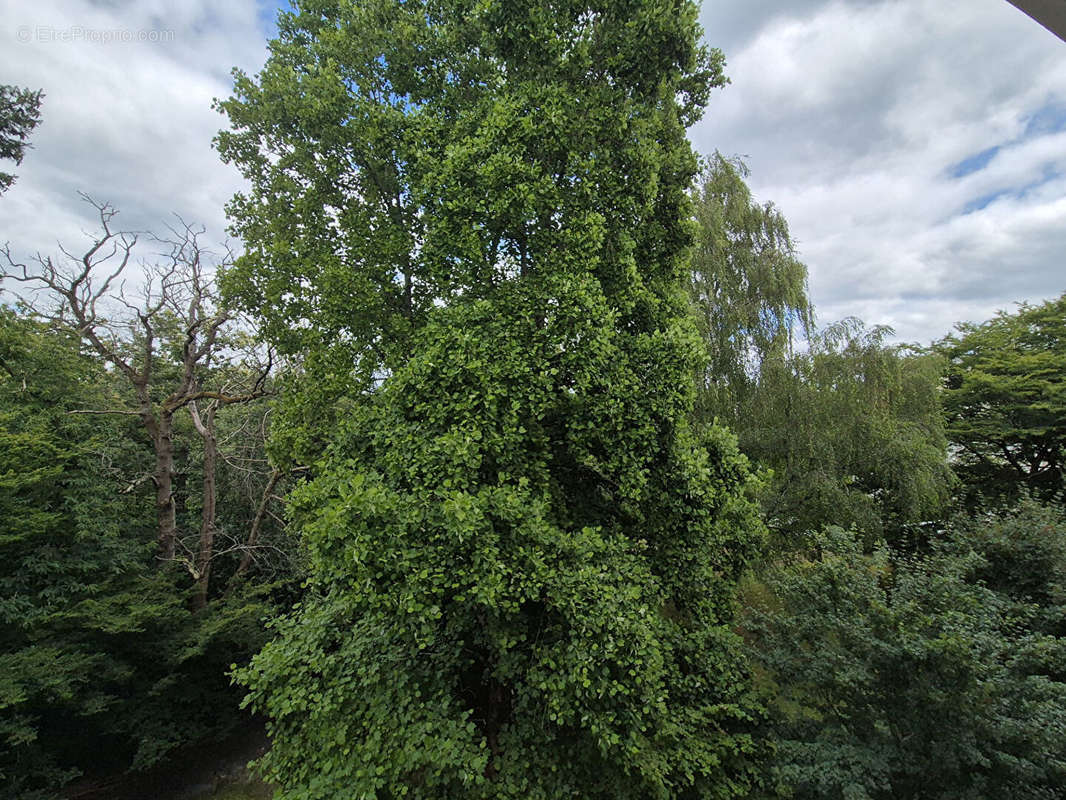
[145,405,177,562]
[223,1,767,797]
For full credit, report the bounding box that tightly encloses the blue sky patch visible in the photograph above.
[258,0,290,36]
[1024,102,1066,138]
[962,189,1010,214]
[948,146,1000,179]
[961,168,1060,215]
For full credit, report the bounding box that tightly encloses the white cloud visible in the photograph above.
[694,0,1066,343]
[0,0,271,268]
[1,0,1063,346]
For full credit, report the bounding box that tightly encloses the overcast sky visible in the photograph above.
[1,0,1063,344]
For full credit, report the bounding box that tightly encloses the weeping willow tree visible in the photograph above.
[688,152,813,430]
[745,319,954,544]
[687,158,950,544]
[221,1,767,797]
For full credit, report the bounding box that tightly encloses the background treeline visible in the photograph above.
[1,8,1065,795]
[688,154,1066,799]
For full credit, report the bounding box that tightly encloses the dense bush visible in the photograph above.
[745,503,1066,800]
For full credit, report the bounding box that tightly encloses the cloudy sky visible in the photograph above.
[1,0,1063,344]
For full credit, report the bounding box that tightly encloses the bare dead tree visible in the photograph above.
[1,195,271,581]
[187,361,272,609]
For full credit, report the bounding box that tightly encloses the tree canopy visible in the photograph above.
[227,1,768,797]
[746,505,1066,799]
[936,293,1066,504]
[743,319,954,543]
[0,309,278,799]
[2,3,1064,798]
[686,159,951,544]
[0,85,43,195]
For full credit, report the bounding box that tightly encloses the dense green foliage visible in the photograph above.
[0,4,1063,799]
[0,309,282,799]
[936,293,1066,504]
[746,504,1066,799]
[947,499,1066,647]
[228,1,770,797]
[0,85,42,195]
[686,161,951,544]
[685,158,1065,798]
[242,288,767,798]
[0,311,142,796]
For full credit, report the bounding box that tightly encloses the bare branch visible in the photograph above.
[120,474,153,495]
[235,468,283,579]
[187,399,210,439]
[177,388,271,409]
[4,194,270,569]
[68,408,143,416]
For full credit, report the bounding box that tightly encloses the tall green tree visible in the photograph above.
[0,85,42,195]
[936,293,1066,504]
[228,1,767,797]
[688,152,813,428]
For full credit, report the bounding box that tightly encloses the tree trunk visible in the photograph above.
[234,468,281,580]
[153,411,177,562]
[191,403,217,610]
